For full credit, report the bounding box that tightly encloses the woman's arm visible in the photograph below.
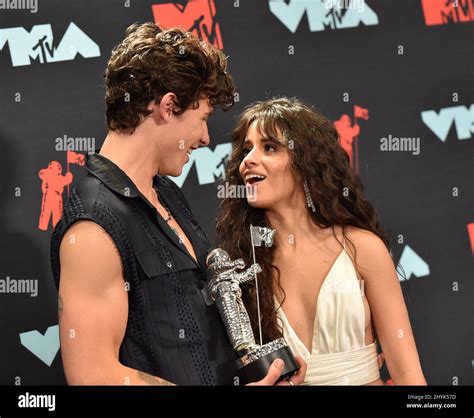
[350,228,427,385]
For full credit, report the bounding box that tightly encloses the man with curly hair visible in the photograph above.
[50,22,305,386]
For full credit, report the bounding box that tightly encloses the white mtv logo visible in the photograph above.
[421,104,474,142]
[169,143,231,188]
[0,22,100,67]
[397,245,430,281]
[269,0,379,33]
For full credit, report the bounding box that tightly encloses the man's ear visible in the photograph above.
[152,92,178,122]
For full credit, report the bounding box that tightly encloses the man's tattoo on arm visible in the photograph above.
[137,370,175,386]
[58,294,63,320]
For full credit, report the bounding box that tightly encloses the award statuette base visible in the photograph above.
[236,338,299,385]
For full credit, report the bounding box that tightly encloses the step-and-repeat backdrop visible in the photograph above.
[0,0,472,385]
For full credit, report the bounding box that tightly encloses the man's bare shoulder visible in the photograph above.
[59,220,124,288]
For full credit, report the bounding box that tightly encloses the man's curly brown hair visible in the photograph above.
[104,22,236,134]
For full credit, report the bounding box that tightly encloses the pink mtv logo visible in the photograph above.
[152,0,223,48]
[421,0,474,25]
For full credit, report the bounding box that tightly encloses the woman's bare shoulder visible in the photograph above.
[344,226,386,249]
[343,226,392,278]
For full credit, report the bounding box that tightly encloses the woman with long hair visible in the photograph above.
[216,97,426,385]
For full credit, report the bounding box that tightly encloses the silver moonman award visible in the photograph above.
[206,225,299,384]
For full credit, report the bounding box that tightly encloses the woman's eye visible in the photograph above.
[265,144,277,152]
[242,148,250,157]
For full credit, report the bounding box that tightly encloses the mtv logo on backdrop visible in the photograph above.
[152,0,223,48]
[170,143,231,188]
[0,22,100,67]
[421,104,474,142]
[397,246,430,281]
[269,0,379,33]
[421,0,474,26]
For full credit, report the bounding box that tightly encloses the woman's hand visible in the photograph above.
[377,352,385,369]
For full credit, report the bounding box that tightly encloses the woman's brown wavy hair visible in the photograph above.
[216,97,394,343]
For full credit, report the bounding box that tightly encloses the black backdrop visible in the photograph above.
[0,0,473,385]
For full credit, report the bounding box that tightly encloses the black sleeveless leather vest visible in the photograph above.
[50,153,238,385]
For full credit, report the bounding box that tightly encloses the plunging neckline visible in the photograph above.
[276,248,346,356]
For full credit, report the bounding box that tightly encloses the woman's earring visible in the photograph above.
[304,180,317,213]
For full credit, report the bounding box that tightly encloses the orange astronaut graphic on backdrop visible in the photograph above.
[38,150,84,231]
[334,105,369,174]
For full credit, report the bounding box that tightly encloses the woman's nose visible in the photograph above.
[243,148,259,167]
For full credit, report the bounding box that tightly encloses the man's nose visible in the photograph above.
[200,122,210,147]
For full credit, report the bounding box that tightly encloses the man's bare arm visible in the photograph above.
[58,220,304,386]
[58,220,174,385]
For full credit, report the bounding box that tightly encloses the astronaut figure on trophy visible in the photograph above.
[207,249,262,355]
[206,225,299,384]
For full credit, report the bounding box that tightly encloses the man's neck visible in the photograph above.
[99,130,159,202]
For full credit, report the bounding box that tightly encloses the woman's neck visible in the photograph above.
[265,200,322,251]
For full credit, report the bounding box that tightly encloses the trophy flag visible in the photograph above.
[250,225,276,247]
[250,225,276,345]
